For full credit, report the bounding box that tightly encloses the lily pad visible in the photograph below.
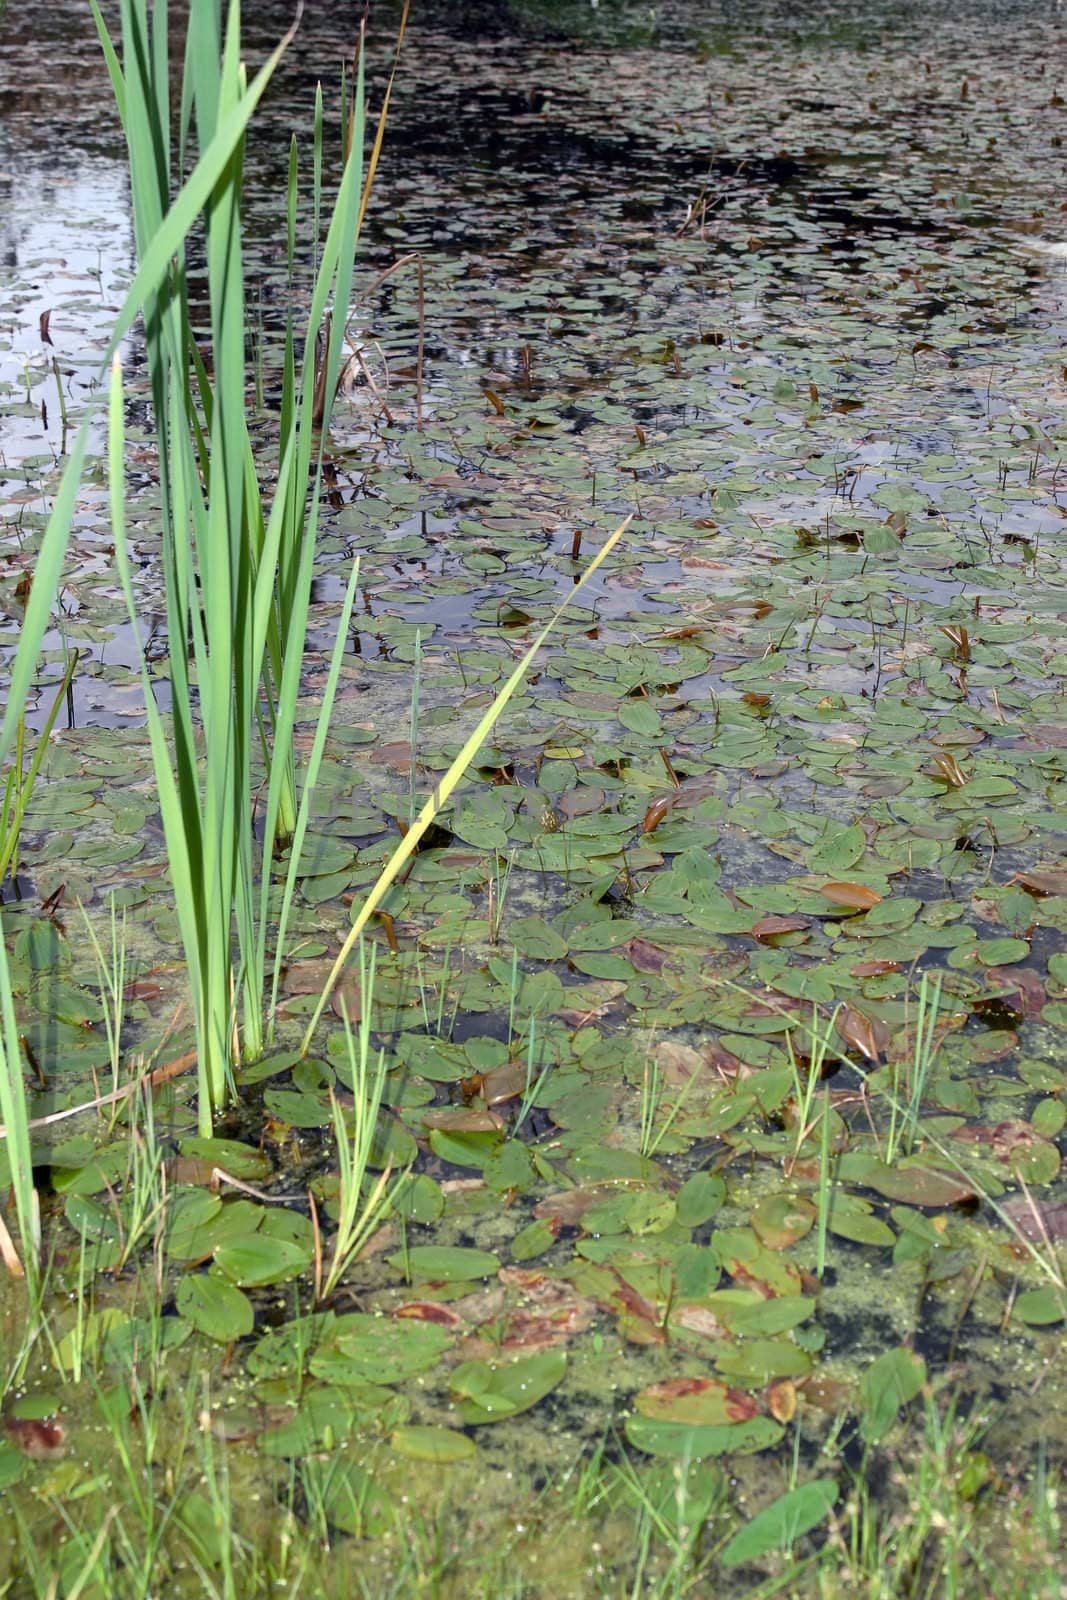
[452,1349,566,1423]
[721,1478,839,1568]
[625,1414,784,1459]
[387,1245,501,1282]
[391,1425,477,1463]
[175,1274,254,1342]
[310,1315,455,1385]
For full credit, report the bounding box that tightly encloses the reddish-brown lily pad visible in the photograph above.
[635,1377,758,1426]
[820,881,883,910]
[750,914,811,945]
[750,1193,817,1250]
[1012,869,1067,897]
[836,1006,889,1063]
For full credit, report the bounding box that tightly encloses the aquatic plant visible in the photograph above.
[95,0,372,1127]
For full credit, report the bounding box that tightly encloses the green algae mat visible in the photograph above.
[2,0,1067,1593]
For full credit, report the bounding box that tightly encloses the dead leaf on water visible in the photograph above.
[836,1005,889,1063]
[820,881,882,910]
[1012,868,1067,897]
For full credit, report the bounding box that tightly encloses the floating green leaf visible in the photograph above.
[387,1245,501,1282]
[452,1349,566,1423]
[175,1274,254,1342]
[391,1425,477,1463]
[720,1478,839,1568]
[860,1347,926,1441]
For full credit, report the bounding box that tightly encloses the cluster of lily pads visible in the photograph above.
[2,0,1067,1592]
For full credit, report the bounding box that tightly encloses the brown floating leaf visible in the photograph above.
[607,1270,666,1341]
[850,959,901,978]
[163,1156,219,1187]
[122,978,165,1002]
[39,310,53,346]
[1012,869,1067,898]
[533,1187,605,1226]
[495,1268,596,1351]
[642,794,674,834]
[367,741,413,769]
[954,1120,1053,1168]
[282,960,363,1025]
[766,1378,797,1424]
[636,1377,758,1425]
[5,1417,66,1459]
[1023,725,1067,750]
[939,624,971,661]
[1001,1194,1067,1244]
[557,786,605,819]
[625,937,668,974]
[751,1193,817,1250]
[732,1258,802,1297]
[750,914,810,945]
[981,967,1046,1019]
[798,1373,852,1413]
[421,1107,504,1133]
[820,881,882,911]
[671,1304,726,1339]
[928,750,968,787]
[835,1005,889,1063]
[328,976,363,1023]
[654,1040,706,1086]
[395,1301,463,1326]
[476,1062,527,1107]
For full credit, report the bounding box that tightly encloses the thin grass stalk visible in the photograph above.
[408,630,422,827]
[904,971,941,1155]
[513,1021,550,1140]
[315,944,398,1303]
[79,895,128,1109]
[255,56,365,877]
[816,1087,831,1279]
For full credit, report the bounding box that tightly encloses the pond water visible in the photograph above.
[2,0,1067,1593]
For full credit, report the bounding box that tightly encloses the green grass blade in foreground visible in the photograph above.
[0,935,40,1287]
[99,10,295,370]
[300,514,633,1052]
[0,416,89,1287]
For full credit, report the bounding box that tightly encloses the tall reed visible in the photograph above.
[105,0,629,1132]
[97,0,367,1128]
